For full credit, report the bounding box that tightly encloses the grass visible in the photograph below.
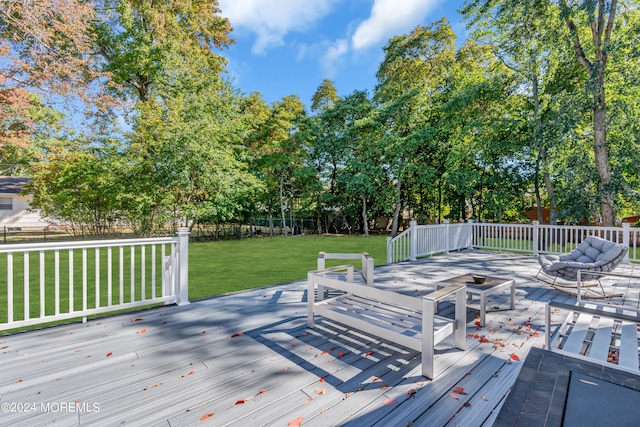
[188,234,388,299]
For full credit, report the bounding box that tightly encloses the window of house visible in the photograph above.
[0,197,13,210]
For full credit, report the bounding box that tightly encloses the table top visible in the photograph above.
[437,273,513,290]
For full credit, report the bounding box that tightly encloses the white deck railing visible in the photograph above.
[0,228,190,331]
[387,221,640,264]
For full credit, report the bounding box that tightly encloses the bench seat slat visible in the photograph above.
[618,322,639,370]
[562,313,593,354]
[588,317,614,362]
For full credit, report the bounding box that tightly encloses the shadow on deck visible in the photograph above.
[0,250,637,426]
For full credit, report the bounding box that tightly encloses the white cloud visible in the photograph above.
[352,0,441,51]
[219,0,340,55]
[320,39,349,78]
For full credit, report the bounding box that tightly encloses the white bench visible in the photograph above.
[307,264,467,379]
[317,252,374,286]
[546,301,640,374]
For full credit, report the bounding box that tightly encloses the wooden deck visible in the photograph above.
[0,250,638,426]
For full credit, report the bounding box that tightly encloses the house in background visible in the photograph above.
[0,176,48,229]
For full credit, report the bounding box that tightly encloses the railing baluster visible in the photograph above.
[54,249,60,316]
[7,252,13,323]
[69,250,73,313]
[151,245,156,299]
[119,246,124,304]
[24,251,29,321]
[141,245,146,301]
[107,247,112,307]
[130,246,135,303]
[40,250,45,317]
[82,248,87,311]
[95,248,100,309]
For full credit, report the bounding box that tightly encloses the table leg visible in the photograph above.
[510,282,515,309]
[480,292,486,327]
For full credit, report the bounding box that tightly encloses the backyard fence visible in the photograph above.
[0,228,189,332]
[387,220,640,264]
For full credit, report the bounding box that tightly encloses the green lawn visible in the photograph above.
[188,234,388,299]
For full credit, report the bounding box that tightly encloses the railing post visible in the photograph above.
[386,237,393,264]
[622,222,630,263]
[467,219,474,249]
[176,227,190,306]
[444,220,450,254]
[409,220,417,261]
[532,221,539,256]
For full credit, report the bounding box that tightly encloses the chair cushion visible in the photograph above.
[540,236,628,281]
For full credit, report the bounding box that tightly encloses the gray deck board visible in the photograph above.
[0,250,637,426]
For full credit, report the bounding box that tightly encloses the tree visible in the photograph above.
[375,19,457,235]
[554,1,618,225]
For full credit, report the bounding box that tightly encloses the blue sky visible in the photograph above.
[218,0,468,108]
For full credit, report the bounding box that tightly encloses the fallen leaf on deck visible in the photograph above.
[132,318,143,322]
[258,389,267,394]
[479,337,489,343]
[453,387,467,395]
[319,377,325,382]
[292,343,299,347]
[106,352,113,357]
[448,393,459,399]
[365,351,373,357]
[199,413,214,421]
[75,349,82,353]
[235,400,245,405]
[414,380,424,386]
[481,395,488,401]
[305,397,313,404]
[338,351,347,358]
[510,353,520,361]
[288,416,304,427]
[384,398,397,405]
[315,387,327,394]
[407,389,417,398]
[463,402,471,407]
[229,332,243,338]
[137,328,147,334]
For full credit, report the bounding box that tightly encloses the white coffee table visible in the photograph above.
[435,274,515,326]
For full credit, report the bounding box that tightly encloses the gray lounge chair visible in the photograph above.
[537,235,628,298]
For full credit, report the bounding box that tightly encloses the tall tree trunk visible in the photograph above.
[391,177,402,237]
[561,0,617,226]
[361,195,369,238]
[279,174,288,236]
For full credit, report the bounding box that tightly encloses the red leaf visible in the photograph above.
[365,351,373,357]
[479,337,489,343]
[338,351,347,358]
[199,413,214,421]
[230,332,243,338]
[292,343,299,347]
[319,377,325,382]
[453,387,468,395]
[258,389,267,395]
[533,332,540,337]
[384,398,397,405]
[235,400,245,405]
[188,371,195,376]
[510,353,520,361]
[288,416,304,427]
[106,352,113,357]
[463,401,471,407]
[132,318,143,322]
[137,328,147,334]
